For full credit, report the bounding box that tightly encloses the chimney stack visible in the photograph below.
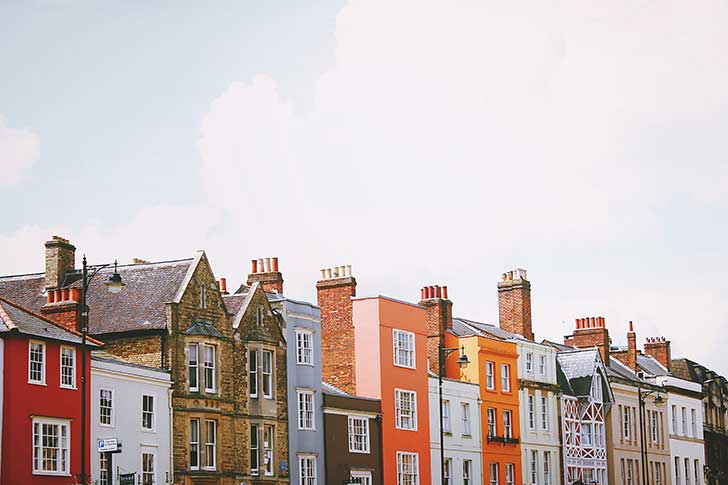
[247,257,284,294]
[644,336,671,371]
[419,284,453,374]
[565,316,610,363]
[44,236,76,289]
[317,264,357,394]
[497,268,534,340]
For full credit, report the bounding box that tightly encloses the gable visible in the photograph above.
[234,283,285,345]
[175,252,229,336]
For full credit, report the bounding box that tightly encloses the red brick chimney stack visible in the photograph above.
[41,286,82,332]
[247,257,284,294]
[644,336,672,371]
[419,284,453,374]
[44,236,75,289]
[564,316,610,363]
[317,265,357,394]
[498,268,534,341]
[626,321,638,372]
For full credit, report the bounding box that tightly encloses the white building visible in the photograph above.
[429,375,482,485]
[91,351,172,485]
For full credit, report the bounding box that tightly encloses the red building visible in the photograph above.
[0,295,100,484]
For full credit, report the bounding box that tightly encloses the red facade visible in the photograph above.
[1,334,90,484]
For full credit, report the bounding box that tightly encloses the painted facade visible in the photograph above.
[90,351,172,485]
[429,375,483,485]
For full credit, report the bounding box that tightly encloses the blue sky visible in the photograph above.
[1,0,727,373]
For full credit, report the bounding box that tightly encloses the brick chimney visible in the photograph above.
[611,321,639,373]
[247,257,284,294]
[45,236,75,289]
[317,265,356,394]
[41,286,81,332]
[644,336,671,371]
[498,268,534,340]
[565,316,610,363]
[418,285,453,374]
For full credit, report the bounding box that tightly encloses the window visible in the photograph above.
[397,452,419,485]
[298,390,315,430]
[249,349,258,398]
[188,343,199,391]
[443,458,452,485]
[674,457,681,485]
[203,344,216,393]
[99,388,114,426]
[99,452,110,485]
[694,460,700,485]
[531,450,538,484]
[506,464,514,485]
[199,284,207,309]
[264,425,274,475]
[691,409,697,437]
[593,373,603,402]
[29,341,45,384]
[624,406,632,440]
[539,354,546,375]
[256,305,264,325]
[651,411,658,443]
[296,330,313,365]
[32,418,69,475]
[655,462,662,485]
[526,352,533,373]
[682,407,687,435]
[543,451,551,485]
[685,458,691,485]
[487,408,497,437]
[626,460,634,485]
[250,424,259,475]
[486,361,495,389]
[490,463,499,485]
[141,449,155,485]
[501,364,511,392]
[60,347,75,388]
[463,459,472,485]
[442,400,451,433]
[351,470,373,485]
[348,415,370,453]
[461,402,472,435]
[190,419,200,470]
[142,395,154,431]
[541,396,548,430]
[299,455,316,485]
[503,410,512,438]
[528,395,536,429]
[393,329,415,368]
[581,423,592,446]
[262,350,273,398]
[204,420,216,470]
[395,389,417,430]
[672,405,677,434]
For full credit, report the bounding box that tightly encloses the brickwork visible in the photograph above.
[644,337,671,371]
[419,291,452,374]
[40,301,79,333]
[497,270,534,341]
[103,334,163,368]
[247,271,284,294]
[317,276,356,394]
[565,317,610,363]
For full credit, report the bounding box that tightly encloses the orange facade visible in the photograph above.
[451,334,522,485]
[353,296,432,485]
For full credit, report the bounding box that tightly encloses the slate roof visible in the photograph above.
[91,350,170,374]
[322,381,350,396]
[450,317,530,342]
[556,348,602,397]
[637,354,670,377]
[222,293,246,315]
[0,296,102,346]
[0,258,195,336]
[185,320,224,338]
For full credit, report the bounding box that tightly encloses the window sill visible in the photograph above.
[393,363,416,370]
[296,362,315,367]
[100,423,115,428]
[33,471,70,477]
[60,385,77,390]
[349,449,371,455]
[28,381,47,386]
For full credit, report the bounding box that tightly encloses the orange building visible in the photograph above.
[318,267,432,485]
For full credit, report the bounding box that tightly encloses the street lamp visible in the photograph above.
[637,385,664,485]
[80,256,125,484]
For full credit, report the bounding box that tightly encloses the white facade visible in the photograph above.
[517,340,562,485]
[91,353,172,485]
[429,376,483,485]
[654,375,706,485]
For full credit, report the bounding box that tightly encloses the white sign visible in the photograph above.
[97,438,118,453]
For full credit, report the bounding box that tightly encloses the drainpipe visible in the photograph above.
[168,386,174,484]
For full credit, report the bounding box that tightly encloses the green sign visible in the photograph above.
[119,472,136,485]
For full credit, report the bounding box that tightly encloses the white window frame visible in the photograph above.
[263,425,274,476]
[393,329,416,369]
[541,396,548,431]
[442,400,451,433]
[28,340,46,385]
[444,457,452,485]
[486,361,495,390]
[351,470,373,485]
[490,463,499,485]
[691,409,697,437]
[203,344,216,393]
[190,418,200,471]
[188,343,199,392]
[299,454,317,485]
[204,419,216,471]
[463,459,472,485]
[395,389,418,431]
[262,349,273,399]
[501,364,510,392]
[487,407,497,437]
[249,349,258,398]
[396,451,419,485]
[624,406,632,440]
[461,402,472,436]
[141,447,156,485]
[250,423,259,475]
[672,405,677,434]
[296,329,314,365]
[503,409,513,438]
[99,450,111,485]
[32,417,70,476]
[543,451,551,485]
[539,354,546,375]
[298,390,315,430]
[141,394,155,431]
[526,352,533,373]
[528,395,536,429]
[99,388,114,427]
[506,463,515,485]
[348,415,370,453]
[59,346,76,389]
[531,450,538,484]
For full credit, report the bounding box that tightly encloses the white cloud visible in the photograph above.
[0,116,40,189]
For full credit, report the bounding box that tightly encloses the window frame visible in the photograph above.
[299,454,317,485]
[204,419,217,471]
[32,417,70,476]
[395,388,418,431]
[249,349,258,398]
[393,329,416,369]
[503,409,513,438]
[539,354,546,375]
[99,450,111,485]
[141,394,155,432]
[295,329,314,365]
[190,418,200,471]
[463,459,472,485]
[396,451,419,485]
[526,352,533,373]
[442,400,451,433]
[487,407,497,437]
[250,423,259,476]
[443,457,452,485]
[59,346,76,389]
[141,447,156,485]
[490,463,499,485]
[461,402,471,436]
[501,364,510,392]
[203,343,216,394]
[99,387,114,427]
[28,340,46,385]
[485,361,495,390]
[297,389,315,430]
[188,343,199,392]
[263,425,274,476]
[540,396,548,431]
[505,463,515,485]
[262,349,273,399]
[528,394,536,429]
[348,415,371,453]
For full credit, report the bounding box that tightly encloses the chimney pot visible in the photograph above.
[55,289,62,302]
[61,288,70,301]
[272,257,279,272]
[257,259,264,273]
[216,280,220,289]
[442,286,448,300]
[346,265,352,277]
[420,288,425,300]
[220,278,227,292]
[320,269,326,280]
[435,285,442,298]
[69,287,80,302]
[263,258,271,273]
[326,268,333,279]
[47,291,55,304]
[251,259,258,273]
[629,321,634,332]
[590,317,596,327]
[502,273,507,281]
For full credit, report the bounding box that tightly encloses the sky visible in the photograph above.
[1,0,727,374]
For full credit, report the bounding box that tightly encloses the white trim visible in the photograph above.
[189,418,201,471]
[59,346,76,389]
[202,344,216,394]
[99,387,115,427]
[28,340,46,385]
[141,393,156,432]
[348,414,371,453]
[188,343,200,392]
[297,389,316,430]
[203,419,217,471]
[396,451,419,485]
[140,446,157,485]
[298,454,317,485]
[31,417,71,476]
[393,329,416,369]
[394,388,418,431]
[295,328,315,366]
[262,349,273,399]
